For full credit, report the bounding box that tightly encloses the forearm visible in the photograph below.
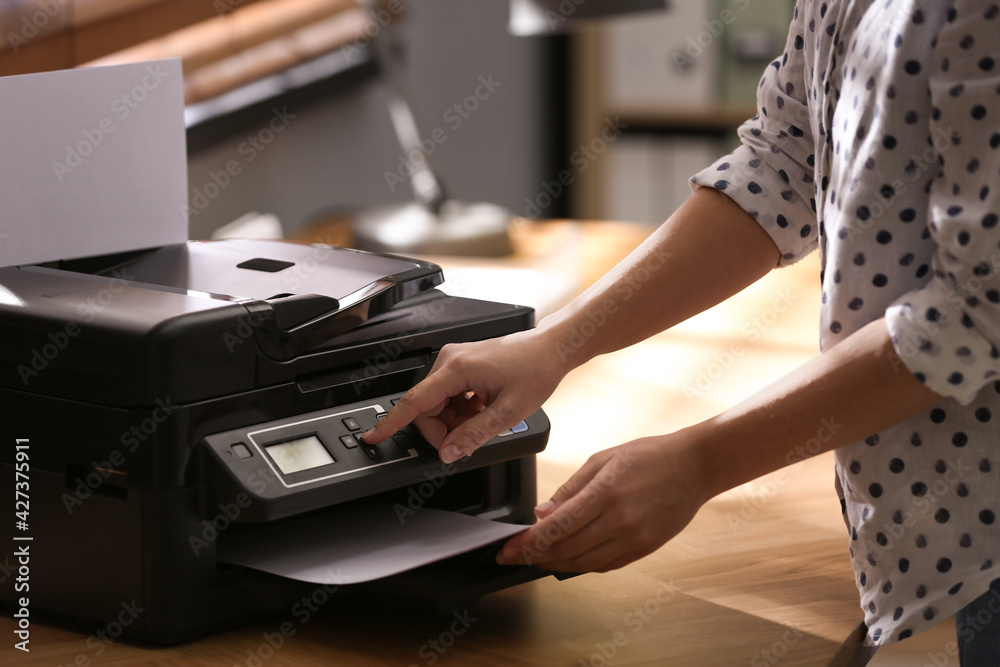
[536,187,780,373]
[368,186,779,459]
[689,318,944,501]
[494,319,945,571]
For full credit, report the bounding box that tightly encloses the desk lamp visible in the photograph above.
[352,0,666,256]
[352,0,515,256]
[509,0,667,36]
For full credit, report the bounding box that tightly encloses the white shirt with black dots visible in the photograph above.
[690,0,1000,645]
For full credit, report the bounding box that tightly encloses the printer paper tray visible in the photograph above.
[318,542,574,614]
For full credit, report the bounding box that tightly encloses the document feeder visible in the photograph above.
[0,239,554,643]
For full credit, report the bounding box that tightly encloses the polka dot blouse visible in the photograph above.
[690,0,1000,646]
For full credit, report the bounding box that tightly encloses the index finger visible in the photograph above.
[362,369,469,443]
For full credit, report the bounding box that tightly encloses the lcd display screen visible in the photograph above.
[266,435,334,474]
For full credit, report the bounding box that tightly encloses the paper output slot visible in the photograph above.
[297,356,427,393]
[217,504,527,586]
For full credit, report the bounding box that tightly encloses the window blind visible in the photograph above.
[1,0,375,104]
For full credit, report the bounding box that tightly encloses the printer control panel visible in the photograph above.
[199,393,549,522]
[244,399,419,488]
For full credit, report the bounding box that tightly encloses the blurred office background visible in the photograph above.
[1,6,969,662]
[0,0,564,240]
[0,0,793,234]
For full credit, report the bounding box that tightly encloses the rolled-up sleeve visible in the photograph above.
[690,0,818,266]
[885,0,1000,404]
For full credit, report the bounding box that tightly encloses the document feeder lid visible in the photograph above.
[93,239,444,359]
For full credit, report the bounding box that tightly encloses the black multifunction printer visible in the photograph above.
[0,239,554,643]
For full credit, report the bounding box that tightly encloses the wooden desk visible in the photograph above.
[1,221,866,666]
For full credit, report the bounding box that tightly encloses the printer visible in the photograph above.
[0,238,554,644]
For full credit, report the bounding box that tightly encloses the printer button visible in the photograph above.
[496,421,529,438]
[392,432,413,450]
[231,443,253,459]
[376,412,388,421]
[339,435,358,449]
[363,444,383,461]
[342,417,361,431]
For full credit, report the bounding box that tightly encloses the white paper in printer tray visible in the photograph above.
[217,505,528,585]
[0,59,188,268]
